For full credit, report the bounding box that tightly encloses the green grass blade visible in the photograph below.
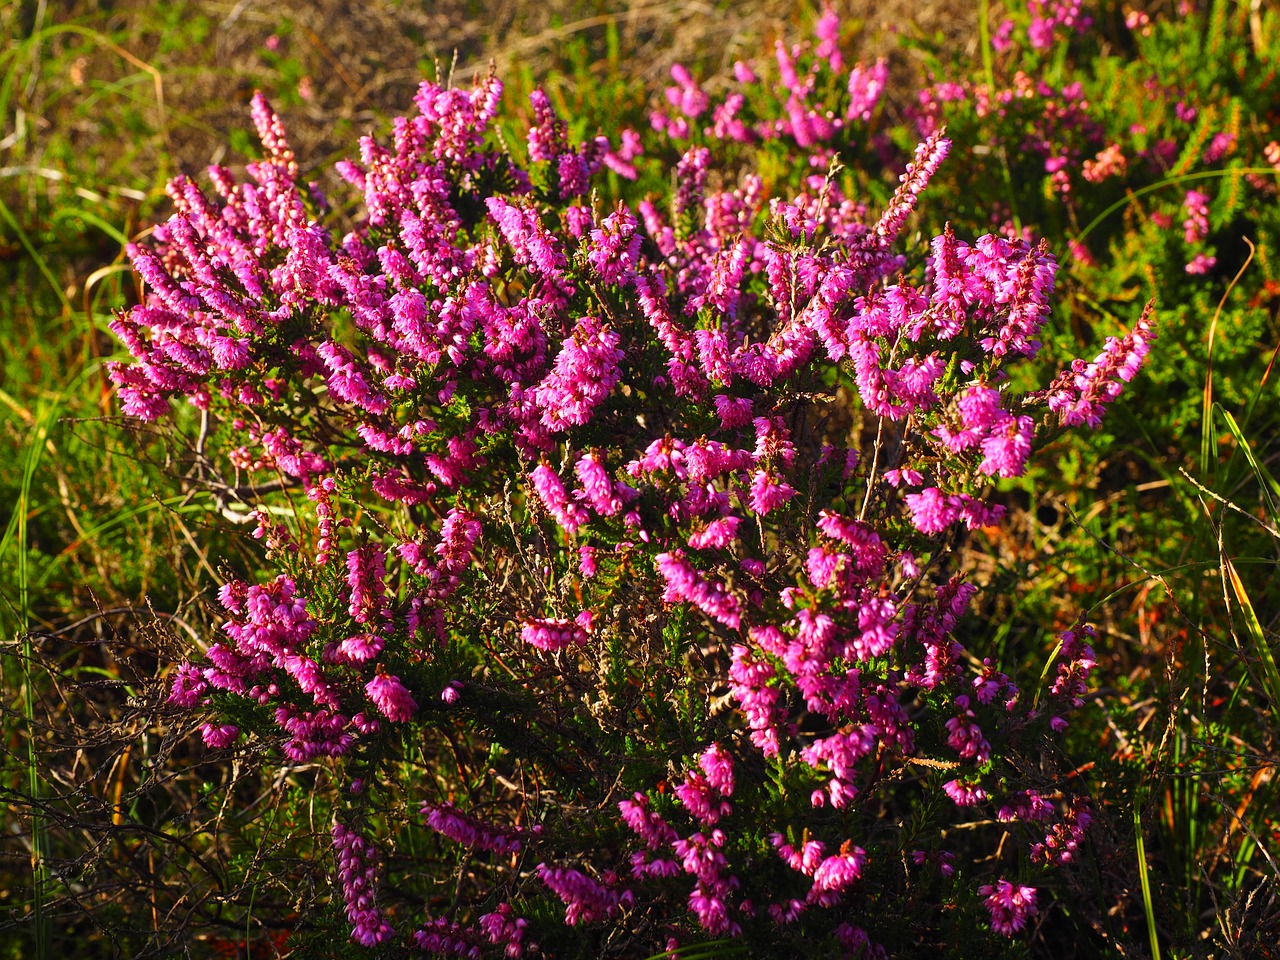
[32,494,204,590]
[14,401,59,960]
[643,940,748,960]
[1200,239,1255,476]
[50,207,130,248]
[1134,792,1161,960]
[0,193,72,314]
[1073,167,1280,246]
[1224,558,1280,711]
[1217,406,1280,525]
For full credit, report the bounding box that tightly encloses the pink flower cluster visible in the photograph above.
[980,878,1039,935]
[421,802,537,854]
[619,753,748,938]
[332,822,396,946]
[650,4,888,151]
[535,864,632,926]
[116,8,1152,947]
[1047,300,1157,429]
[413,904,531,959]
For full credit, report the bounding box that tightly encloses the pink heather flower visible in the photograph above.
[1047,299,1157,429]
[997,790,1054,823]
[675,771,732,825]
[200,723,239,748]
[972,660,1019,707]
[631,851,683,880]
[526,89,567,160]
[576,452,626,516]
[1050,622,1097,708]
[365,671,417,722]
[585,207,642,285]
[800,729,876,795]
[1031,797,1093,865]
[899,550,920,578]
[619,792,678,848]
[477,903,529,957]
[856,595,899,659]
[747,469,796,516]
[421,802,529,854]
[534,315,623,432]
[1068,238,1095,267]
[536,864,630,925]
[978,415,1035,479]
[1185,253,1217,275]
[687,516,741,551]
[882,467,921,487]
[441,681,462,704]
[345,546,388,624]
[486,196,566,278]
[768,897,807,925]
[333,822,396,946]
[873,130,951,248]
[169,662,208,707]
[808,845,867,904]
[337,632,384,663]
[699,743,735,796]
[771,833,826,876]
[846,59,888,122]
[613,127,642,160]
[673,829,730,885]
[665,63,710,119]
[530,463,588,533]
[980,879,1038,936]
[655,551,742,629]
[274,705,353,761]
[1182,190,1210,245]
[521,616,588,652]
[628,435,688,479]
[1202,131,1236,164]
[814,4,843,70]
[435,507,482,571]
[674,145,710,219]
[728,646,784,757]
[713,394,753,430]
[904,487,958,533]
[942,779,987,806]
[688,886,740,937]
[1027,0,1091,49]
[412,917,482,957]
[945,706,991,763]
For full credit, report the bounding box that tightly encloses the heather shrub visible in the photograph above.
[100,12,1176,945]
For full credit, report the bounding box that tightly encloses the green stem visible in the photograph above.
[16,403,57,960]
[1074,167,1280,246]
